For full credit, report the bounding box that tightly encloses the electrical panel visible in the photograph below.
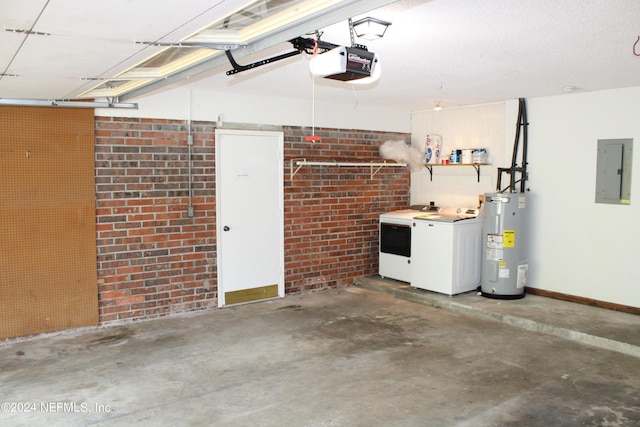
[595,138,633,205]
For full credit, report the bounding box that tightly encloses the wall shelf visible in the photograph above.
[290,159,407,179]
[424,163,490,182]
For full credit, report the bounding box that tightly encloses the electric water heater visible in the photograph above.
[480,193,528,299]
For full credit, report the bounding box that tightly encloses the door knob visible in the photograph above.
[223,226,230,231]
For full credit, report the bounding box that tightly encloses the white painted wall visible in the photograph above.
[526,87,640,307]
[411,87,640,308]
[410,102,506,208]
[97,86,411,133]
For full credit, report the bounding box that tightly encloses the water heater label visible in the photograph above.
[487,234,502,245]
[517,264,528,288]
[486,234,503,261]
[490,195,510,203]
[503,230,515,248]
[487,248,503,261]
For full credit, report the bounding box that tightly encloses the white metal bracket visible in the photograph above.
[289,159,406,180]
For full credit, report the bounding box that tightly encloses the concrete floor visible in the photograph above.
[1,280,639,426]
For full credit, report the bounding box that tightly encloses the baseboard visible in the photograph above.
[526,287,640,316]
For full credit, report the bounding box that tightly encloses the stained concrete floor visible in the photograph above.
[1,282,639,426]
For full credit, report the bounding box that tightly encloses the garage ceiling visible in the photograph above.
[1,0,640,111]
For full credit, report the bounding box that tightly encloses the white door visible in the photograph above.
[215,129,284,307]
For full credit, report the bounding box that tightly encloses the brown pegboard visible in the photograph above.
[0,106,98,339]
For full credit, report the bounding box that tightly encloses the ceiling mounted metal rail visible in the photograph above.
[0,98,138,109]
[225,37,337,75]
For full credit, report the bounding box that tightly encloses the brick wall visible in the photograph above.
[283,126,411,293]
[95,118,217,323]
[95,117,410,323]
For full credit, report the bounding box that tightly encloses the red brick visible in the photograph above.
[116,295,145,305]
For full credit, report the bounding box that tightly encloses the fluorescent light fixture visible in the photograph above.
[82,0,348,99]
[352,17,392,40]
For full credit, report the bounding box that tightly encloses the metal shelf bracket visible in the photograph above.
[472,164,481,182]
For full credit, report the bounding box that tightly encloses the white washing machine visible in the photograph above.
[410,208,483,295]
[378,209,421,282]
